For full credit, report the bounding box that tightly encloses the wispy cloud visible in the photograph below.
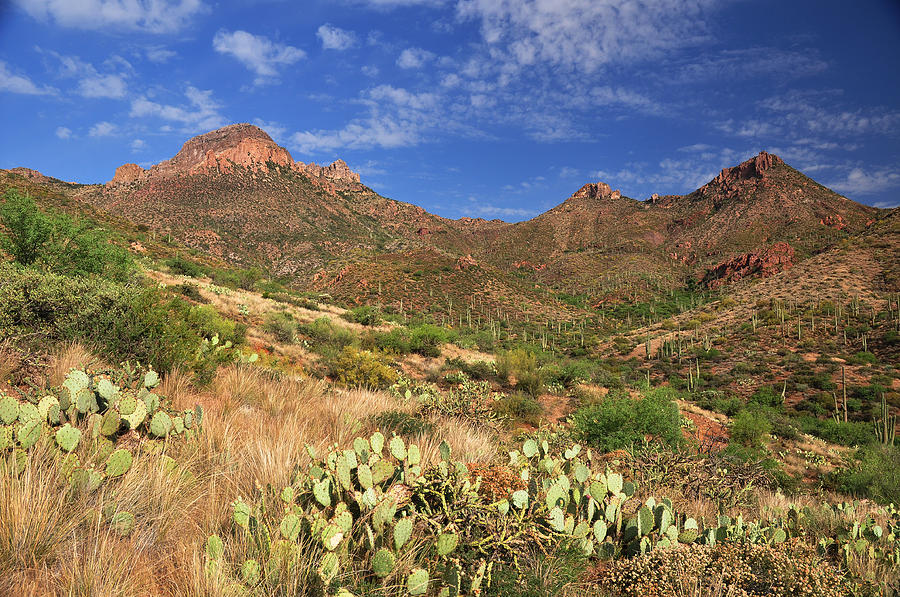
[0,60,56,95]
[827,167,900,196]
[397,47,435,69]
[130,86,225,132]
[88,121,116,137]
[212,30,305,85]
[15,0,207,33]
[55,126,72,139]
[317,24,357,50]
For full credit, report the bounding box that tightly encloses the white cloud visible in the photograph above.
[361,65,380,77]
[397,47,435,69]
[15,0,206,33]
[145,46,177,63]
[455,0,718,73]
[89,121,116,137]
[0,61,55,95]
[212,30,305,84]
[130,86,225,132]
[78,73,126,98]
[317,24,357,50]
[473,204,538,220]
[368,84,437,110]
[827,167,900,196]
[55,126,72,139]
[290,116,420,153]
[130,138,146,151]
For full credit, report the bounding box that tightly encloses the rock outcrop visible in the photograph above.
[699,151,783,203]
[571,182,621,201]
[702,241,795,289]
[105,123,363,193]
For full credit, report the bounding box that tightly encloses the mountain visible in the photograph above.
[1,124,890,314]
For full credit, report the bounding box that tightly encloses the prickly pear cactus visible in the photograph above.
[0,395,19,425]
[55,424,81,452]
[149,411,172,437]
[105,448,133,477]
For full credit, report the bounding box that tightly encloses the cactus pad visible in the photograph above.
[143,392,160,414]
[95,378,118,403]
[75,388,96,414]
[0,426,12,450]
[143,370,160,389]
[17,419,42,449]
[280,513,302,542]
[313,478,331,507]
[393,517,413,551]
[370,431,385,455]
[371,460,395,485]
[436,532,458,556]
[117,394,137,416]
[232,499,251,528]
[389,436,406,460]
[371,548,395,578]
[149,411,172,437]
[17,402,39,423]
[407,568,429,596]
[0,395,19,424]
[206,534,224,560]
[105,448,133,477]
[100,409,121,436]
[321,523,343,551]
[241,559,261,585]
[121,399,147,430]
[55,424,82,452]
[173,416,185,434]
[357,463,373,489]
[110,512,135,536]
[38,396,59,422]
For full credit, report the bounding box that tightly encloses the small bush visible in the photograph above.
[342,305,381,326]
[749,385,783,408]
[166,255,204,278]
[263,311,297,343]
[825,444,900,505]
[373,328,411,354]
[409,324,453,358]
[176,282,206,303]
[300,317,357,353]
[329,346,398,390]
[497,349,544,396]
[571,388,683,453]
[493,392,543,425]
[729,409,771,450]
[370,410,434,436]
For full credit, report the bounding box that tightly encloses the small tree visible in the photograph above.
[0,189,53,265]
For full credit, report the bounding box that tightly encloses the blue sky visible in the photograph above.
[1,0,899,220]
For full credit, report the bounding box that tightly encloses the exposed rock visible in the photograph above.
[699,151,783,203]
[8,167,51,182]
[702,241,795,289]
[455,254,477,270]
[108,163,146,186]
[821,214,846,229]
[416,227,431,236]
[105,123,363,192]
[571,182,621,201]
[512,260,546,272]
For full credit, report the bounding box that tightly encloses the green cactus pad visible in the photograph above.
[353,436,370,460]
[17,419,41,449]
[241,559,261,585]
[117,394,137,416]
[232,499,251,528]
[143,370,160,389]
[121,399,147,430]
[393,517,413,551]
[105,448,133,477]
[71,467,104,492]
[38,396,59,421]
[389,436,406,460]
[637,506,654,536]
[357,464,373,489]
[313,478,331,507]
[436,532,458,556]
[95,378,118,403]
[206,534,224,560]
[512,489,529,509]
[321,523,344,551]
[317,551,339,583]
[593,520,608,543]
[371,548,395,578]
[334,509,353,535]
[100,409,121,436]
[336,455,352,490]
[439,440,451,461]
[95,437,116,463]
[17,402,39,423]
[371,460,395,485]
[149,411,172,437]
[0,395,19,424]
[373,499,397,533]
[55,424,82,452]
[58,386,72,411]
[173,416,185,435]
[75,388,95,414]
[280,513,302,541]
[110,512,135,536]
[143,393,160,414]
[607,472,623,496]
[549,506,565,532]
[406,443,421,466]
[370,431,385,455]
[407,568,429,596]
[183,410,193,429]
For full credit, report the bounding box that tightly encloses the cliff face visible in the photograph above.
[106,124,363,192]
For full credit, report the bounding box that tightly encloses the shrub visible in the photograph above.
[847,351,878,365]
[342,305,381,326]
[795,416,873,447]
[1,189,133,281]
[492,392,543,425]
[825,445,900,505]
[409,324,453,358]
[329,346,398,390]
[166,255,204,278]
[749,385,783,408]
[373,328,411,354]
[445,357,495,381]
[571,387,683,453]
[497,349,544,396]
[300,317,357,353]
[263,311,297,343]
[370,410,434,436]
[176,282,206,303]
[729,409,771,450]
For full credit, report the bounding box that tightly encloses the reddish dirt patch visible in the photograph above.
[683,411,729,451]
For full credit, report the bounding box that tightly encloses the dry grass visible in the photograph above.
[45,343,99,387]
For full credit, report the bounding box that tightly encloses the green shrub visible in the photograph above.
[300,317,357,353]
[445,357,495,381]
[329,346,398,390]
[847,351,878,365]
[496,349,544,395]
[729,410,771,450]
[342,305,381,326]
[1,189,133,280]
[492,392,543,425]
[825,445,900,505]
[795,416,874,447]
[571,387,683,453]
[263,311,297,343]
[749,385,783,408]
[409,323,453,358]
[166,255,204,278]
[373,328,411,354]
[370,410,434,436]
[696,391,744,416]
[176,282,206,303]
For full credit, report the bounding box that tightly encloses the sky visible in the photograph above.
[1,0,899,221]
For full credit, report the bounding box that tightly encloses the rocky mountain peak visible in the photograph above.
[571,181,621,201]
[106,123,363,192]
